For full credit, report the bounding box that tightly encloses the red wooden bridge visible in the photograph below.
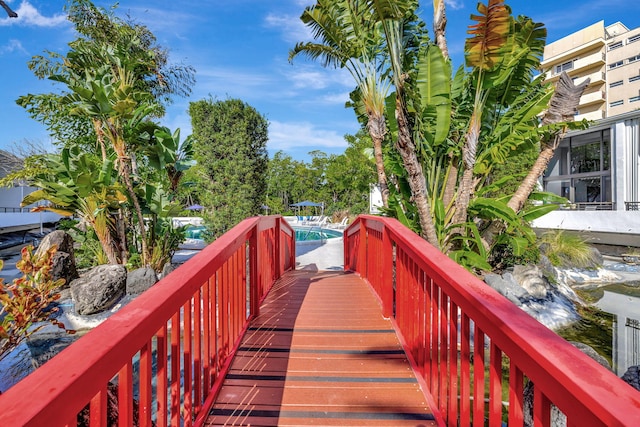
[1,215,639,426]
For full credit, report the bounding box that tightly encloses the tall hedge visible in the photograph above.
[189,98,268,238]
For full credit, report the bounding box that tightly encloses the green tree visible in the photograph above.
[189,98,268,238]
[296,0,587,272]
[289,0,391,207]
[323,131,376,214]
[16,0,196,268]
[266,151,305,214]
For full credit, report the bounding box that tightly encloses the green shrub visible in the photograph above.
[490,242,540,271]
[0,245,75,361]
[539,230,599,269]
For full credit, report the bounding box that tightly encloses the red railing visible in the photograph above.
[0,215,295,427]
[345,215,640,427]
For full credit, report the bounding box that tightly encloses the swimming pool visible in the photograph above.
[293,226,342,242]
[184,224,341,243]
[184,225,206,239]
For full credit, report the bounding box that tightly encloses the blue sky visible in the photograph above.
[1,0,640,161]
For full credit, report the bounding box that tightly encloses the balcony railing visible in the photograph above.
[344,215,640,426]
[556,201,616,210]
[626,201,640,211]
[0,216,295,427]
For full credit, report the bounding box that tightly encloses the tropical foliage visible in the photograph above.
[293,0,589,272]
[11,0,195,271]
[0,246,74,362]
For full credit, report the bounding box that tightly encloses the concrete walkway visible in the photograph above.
[295,236,344,271]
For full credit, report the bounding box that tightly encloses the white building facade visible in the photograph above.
[532,111,640,245]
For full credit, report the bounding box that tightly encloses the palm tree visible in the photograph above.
[289,0,391,207]
[365,0,440,246]
[507,72,589,213]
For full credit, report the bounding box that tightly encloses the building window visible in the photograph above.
[629,54,640,64]
[631,75,640,82]
[609,41,623,50]
[610,100,624,107]
[629,34,640,44]
[554,60,573,74]
[610,80,624,88]
[609,60,624,69]
[631,96,640,103]
[544,129,612,205]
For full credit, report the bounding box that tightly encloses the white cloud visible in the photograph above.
[119,6,194,35]
[292,0,314,7]
[0,39,27,55]
[285,66,353,91]
[0,1,67,27]
[264,12,312,44]
[288,69,332,89]
[445,0,465,11]
[268,120,348,151]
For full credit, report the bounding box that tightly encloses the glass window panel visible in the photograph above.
[545,180,571,200]
[545,145,570,177]
[603,130,611,171]
[570,131,605,173]
[574,177,602,202]
[603,176,612,202]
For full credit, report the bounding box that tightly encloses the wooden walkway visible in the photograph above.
[205,269,437,426]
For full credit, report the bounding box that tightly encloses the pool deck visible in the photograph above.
[295,236,344,271]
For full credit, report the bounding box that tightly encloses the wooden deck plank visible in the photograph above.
[205,270,437,427]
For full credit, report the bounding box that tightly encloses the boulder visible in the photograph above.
[484,273,527,306]
[538,255,558,283]
[622,365,640,391]
[35,230,75,256]
[70,265,126,315]
[126,267,157,296]
[27,331,78,368]
[161,262,175,278]
[513,265,548,299]
[34,230,78,287]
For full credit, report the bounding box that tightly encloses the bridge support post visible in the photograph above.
[381,226,393,318]
[249,229,259,317]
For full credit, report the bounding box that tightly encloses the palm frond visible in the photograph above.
[465,0,511,70]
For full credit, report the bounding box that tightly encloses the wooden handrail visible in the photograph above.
[345,215,640,426]
[0,215,295,427]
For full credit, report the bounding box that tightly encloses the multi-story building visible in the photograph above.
[541,21,640,122]
[534,22,640,246]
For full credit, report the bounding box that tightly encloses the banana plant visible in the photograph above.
[22,148,126,265]
[58,43,160,266]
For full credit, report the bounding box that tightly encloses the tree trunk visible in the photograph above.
[395,96,439,248]
[442,156,458,209]
[116,209,129,265]
[367,113,389,208]
[92,220,120,265]
[433,0,450,60]
[92,119,107,161]
[120,158,150,266]
[507,139,558,213]
[481,72,590,246]
[452,111,481,226]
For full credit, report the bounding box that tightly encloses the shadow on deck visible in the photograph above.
[205,269,437,426]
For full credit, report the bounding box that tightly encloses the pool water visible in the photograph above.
[184,225,206,239]
[293,227,342,241]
